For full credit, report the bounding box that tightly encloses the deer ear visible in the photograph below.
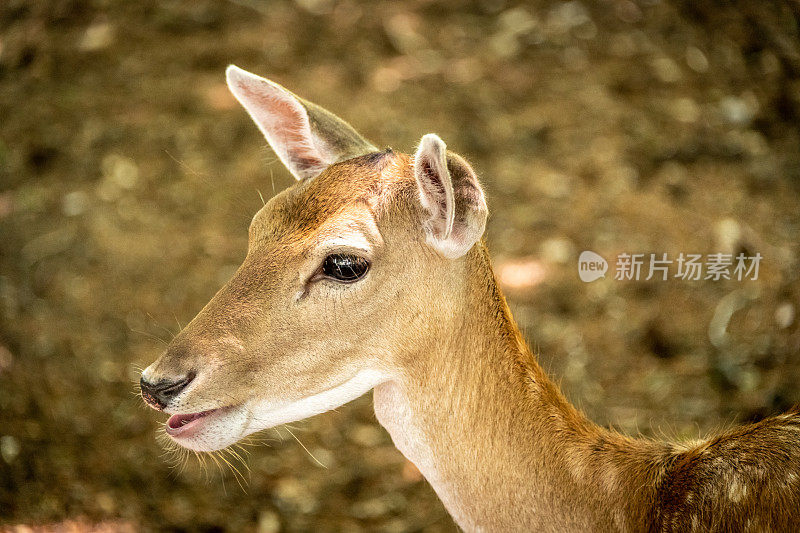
[413,134,488,259]
[226,65,377,180]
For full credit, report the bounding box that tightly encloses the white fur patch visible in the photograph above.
[242,369,389,437]
[322,234,372,253]
[141,362,157,383]
[168,369,388,452]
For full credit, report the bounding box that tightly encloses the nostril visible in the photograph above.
[159,371,196,398]
[140,371,196,409]
[140,377,166,410]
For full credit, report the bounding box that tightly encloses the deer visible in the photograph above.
[140,65,800,532]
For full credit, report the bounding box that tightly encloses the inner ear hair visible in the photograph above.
[413,134,488,259]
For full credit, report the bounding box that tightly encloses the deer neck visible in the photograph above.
[373,244,671,532]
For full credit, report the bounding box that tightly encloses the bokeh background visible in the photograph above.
[1,0,799,531]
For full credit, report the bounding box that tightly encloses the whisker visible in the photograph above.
[284,425,327,468]
[146,312,178,340]
[164,149,207,178]
[206,451,228,495]
[269,167,276,196]
[216,450,248,493]
[172,312,184,332]
[129,327,169,347]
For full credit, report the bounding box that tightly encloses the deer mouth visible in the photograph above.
[166,408,224,437]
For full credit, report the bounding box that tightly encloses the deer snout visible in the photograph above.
[140,372,196,411]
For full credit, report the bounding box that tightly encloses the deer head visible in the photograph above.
[140,66,488,452]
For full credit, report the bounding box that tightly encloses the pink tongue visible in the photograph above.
[167,412,203,429]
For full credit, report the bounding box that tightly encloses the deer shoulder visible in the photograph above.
[653,410,800,532]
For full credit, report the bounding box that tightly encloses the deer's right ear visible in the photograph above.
[226,65,376,180]
[414,134,488,259]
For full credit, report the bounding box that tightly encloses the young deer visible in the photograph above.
[140,65,800,532]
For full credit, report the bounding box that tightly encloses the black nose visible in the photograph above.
[140,372,195,410]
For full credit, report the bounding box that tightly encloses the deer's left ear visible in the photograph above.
[414,134,488,259]
[226,65,377,180]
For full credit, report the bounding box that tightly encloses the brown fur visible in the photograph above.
[143,76,800,532]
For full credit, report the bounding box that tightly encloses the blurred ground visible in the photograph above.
[1,0,799,531]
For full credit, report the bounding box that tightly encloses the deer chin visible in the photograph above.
[164,404,250,452]
[164,369,389,453]
[239,369,390,442]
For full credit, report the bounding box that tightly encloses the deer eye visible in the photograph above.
[321,254,370,282]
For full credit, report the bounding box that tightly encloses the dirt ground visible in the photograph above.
[1,0,799,531]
